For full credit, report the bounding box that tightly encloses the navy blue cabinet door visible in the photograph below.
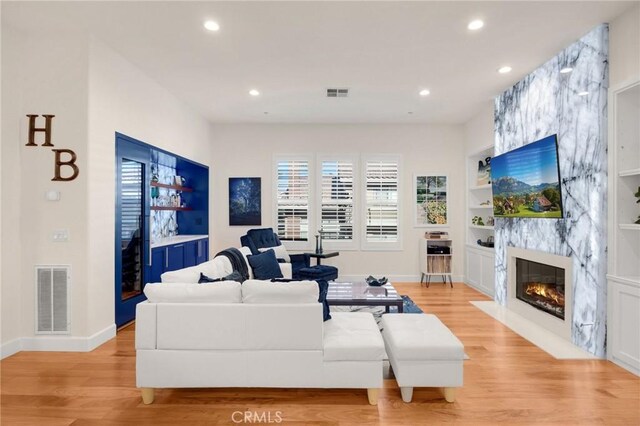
[150,248,165,283]
[167,244,185,271]
[184,241,198,268]
[115,134,151,327]
[195,239,208,265]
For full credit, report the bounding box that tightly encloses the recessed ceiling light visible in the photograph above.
[249,89,260,96]
[408,112,414,115]
[419,89,430,96]
[468,19,484,30]
[578,91,589,96]
[263,112,269,115]
[560,67,573,74]
[204,20,220,32]
[498,66,512,74]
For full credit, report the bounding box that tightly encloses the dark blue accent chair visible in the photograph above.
[240,228,310,280]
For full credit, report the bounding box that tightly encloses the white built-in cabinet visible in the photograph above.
[465,145,495,297]
[607,77,640,376]
[466,245,495,297]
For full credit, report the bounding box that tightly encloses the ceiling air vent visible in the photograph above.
[326,88,349,98]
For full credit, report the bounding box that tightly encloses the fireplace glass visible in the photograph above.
[515,258,565,320]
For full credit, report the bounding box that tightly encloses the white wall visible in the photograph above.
[210,124,465,281]
[464,103,494,155]
[87,38,212,335]
[1,29,212,356]
[610,3,640,87]
[0,3,3,351]
[1,24,21,352]
[2,25,90,356]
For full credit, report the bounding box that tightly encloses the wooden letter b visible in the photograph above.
[52,149,79,181]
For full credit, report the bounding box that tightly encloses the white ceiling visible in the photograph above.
[2,1,635,124]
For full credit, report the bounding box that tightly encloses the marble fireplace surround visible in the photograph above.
[494,24,608,357]
[507,247,573,342]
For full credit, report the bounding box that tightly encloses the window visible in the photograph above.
[274,154,401,251]
[363,156,401,249]
[319,158,355,244]
[275,158,310,242]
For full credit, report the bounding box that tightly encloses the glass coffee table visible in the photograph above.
[326,282,404,313]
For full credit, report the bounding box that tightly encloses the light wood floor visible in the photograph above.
[1,283,639,425]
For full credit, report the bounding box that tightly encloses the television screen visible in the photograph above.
[491,134,563,218]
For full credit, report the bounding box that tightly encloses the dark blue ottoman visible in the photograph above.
[298,265,338,281]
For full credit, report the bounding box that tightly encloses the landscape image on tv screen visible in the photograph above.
[491,134,563,218]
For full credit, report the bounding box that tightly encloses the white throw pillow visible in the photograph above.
[258,244,291,263]
[242,279,319,304]
[144,282,242,303]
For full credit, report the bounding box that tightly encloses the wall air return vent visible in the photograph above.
[326,88,349,98]
[35,265,71,334]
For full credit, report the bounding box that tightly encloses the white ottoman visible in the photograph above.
[381,314,464,403]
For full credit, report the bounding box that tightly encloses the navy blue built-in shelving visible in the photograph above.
[115,133,209,327]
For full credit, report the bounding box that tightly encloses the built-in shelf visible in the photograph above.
[469,225,494,230]
[619,224,640,231]
[470,184,492,191]
[619,168,640,177]
[608,80,640,376]
[151,206,193,211]
[150,181,193,192]
[466,243,495,254]
[466,145,496,297]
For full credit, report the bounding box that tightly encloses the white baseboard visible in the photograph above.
[87,323,117,351]
[1,324,116,359]
[338,274,464,283]
[1,338,22,360]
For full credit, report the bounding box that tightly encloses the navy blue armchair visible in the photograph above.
[240,228,310,280]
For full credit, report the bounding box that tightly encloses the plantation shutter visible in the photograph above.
[276,160,309,241]
[320,160,354,241]
[121,160,143,241]
[365,159,399,243]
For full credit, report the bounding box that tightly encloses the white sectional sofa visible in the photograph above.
[135,254,385,405]
[160,246,292,282]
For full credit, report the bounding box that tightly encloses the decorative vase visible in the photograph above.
[151,172,159,206]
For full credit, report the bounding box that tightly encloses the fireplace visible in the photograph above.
[515,258,565,320]
[507,247,573,341]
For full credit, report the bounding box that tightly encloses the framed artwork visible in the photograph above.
[229,177,262,226]
[414,175,448,227]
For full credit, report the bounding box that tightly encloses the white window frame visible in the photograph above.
[316,154,359,251]
[360,154,403,251]
[273,154,315,251]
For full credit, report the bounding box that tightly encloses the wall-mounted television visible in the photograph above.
[491,134,563,218]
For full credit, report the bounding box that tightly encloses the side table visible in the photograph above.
[306,251,339,266]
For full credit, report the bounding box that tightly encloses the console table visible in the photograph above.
[306,251,339,265]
